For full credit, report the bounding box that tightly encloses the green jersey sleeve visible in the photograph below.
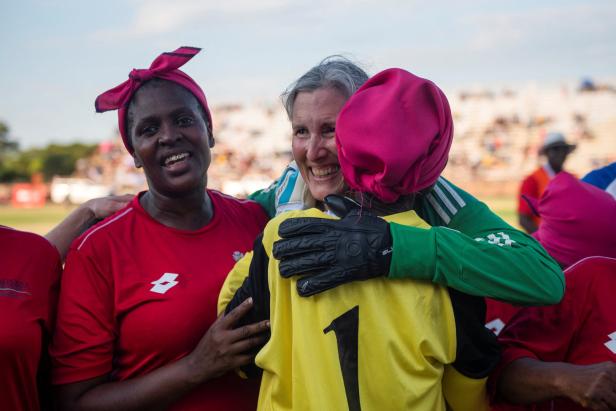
[248,183,277,218]
[389,177,564,305]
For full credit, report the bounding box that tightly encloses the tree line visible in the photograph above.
[0,121,97,182]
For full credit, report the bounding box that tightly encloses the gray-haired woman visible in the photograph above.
[248,55,563,305]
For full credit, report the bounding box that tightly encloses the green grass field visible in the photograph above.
[0,196,519,235]
[482,196,518,227]
[0,204,78,235]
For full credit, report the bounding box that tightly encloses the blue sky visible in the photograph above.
[1,0,615,148]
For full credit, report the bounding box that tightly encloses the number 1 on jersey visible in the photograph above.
[323,305,361,411]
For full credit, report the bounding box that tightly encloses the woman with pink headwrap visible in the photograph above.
[219,68,502,410]
[50,47,269,410]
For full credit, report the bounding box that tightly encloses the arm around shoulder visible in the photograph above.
[45,195,133,261]
[391,179,564,305]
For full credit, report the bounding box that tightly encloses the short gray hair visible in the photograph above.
[282,55,369,119]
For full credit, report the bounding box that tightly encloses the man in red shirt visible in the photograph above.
[0,226,62,411]
[517,132,575,233]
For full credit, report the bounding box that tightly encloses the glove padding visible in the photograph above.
[273,195,393,297]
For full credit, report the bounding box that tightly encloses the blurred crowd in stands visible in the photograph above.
[11,78,614,204]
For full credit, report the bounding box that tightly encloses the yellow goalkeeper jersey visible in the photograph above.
[219,208,498,411]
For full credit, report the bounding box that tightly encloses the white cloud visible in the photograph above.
[91,0,426,40]
[462,3,616,52]
[92,0,292,39]
[135,0,291,35]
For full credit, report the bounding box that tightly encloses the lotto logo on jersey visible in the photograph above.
[485,318,506,336]
[605,331,616,354]
[150,273,179,294]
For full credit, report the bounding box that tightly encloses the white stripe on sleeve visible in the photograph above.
[427,193,451,224]
[439,178,466,208]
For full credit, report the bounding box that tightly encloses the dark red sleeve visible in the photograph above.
[50,247,115,385]
[517,175,538,215]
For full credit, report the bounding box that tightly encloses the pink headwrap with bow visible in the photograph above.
[527,172,616,267]
[336,68,453,203]
[95,46,212,153]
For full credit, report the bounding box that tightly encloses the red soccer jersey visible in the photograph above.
[0,226,62,411]
[492,256,616,411]
[51,191,268,410]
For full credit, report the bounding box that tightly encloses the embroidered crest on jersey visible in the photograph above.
[150,273,179,294]
[474,232,515,247]
[605,331,616,354]
[232,251,245,262]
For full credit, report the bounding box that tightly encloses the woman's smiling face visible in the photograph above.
[128,80,213,197]
[291,87,348,202]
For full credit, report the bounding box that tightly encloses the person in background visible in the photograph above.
[0,226,62,411]
[51,47,269,410]
[489,172,616,411]
[517,132,576,233]
[221,67,500,410]
[582,161,616,200]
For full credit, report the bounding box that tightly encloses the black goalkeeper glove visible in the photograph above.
[272,194,393,297]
